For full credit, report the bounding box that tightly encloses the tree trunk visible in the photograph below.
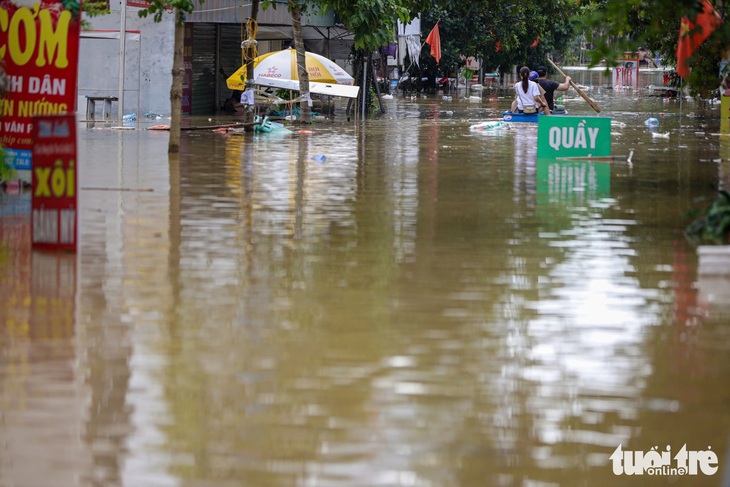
[290,1,311,124]
[168,10,185,153]
[244,0,259,127]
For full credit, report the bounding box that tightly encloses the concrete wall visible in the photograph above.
[78,4,175,118]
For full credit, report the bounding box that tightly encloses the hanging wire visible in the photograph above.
[239,11,260,117]
[242,18,259,64]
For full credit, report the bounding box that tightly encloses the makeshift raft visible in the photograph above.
[502,109,568,123]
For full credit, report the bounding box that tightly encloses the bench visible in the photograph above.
[85,96,118,120]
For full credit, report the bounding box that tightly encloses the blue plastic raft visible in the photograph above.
[502,109,568,123]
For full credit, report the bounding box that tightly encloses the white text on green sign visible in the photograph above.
[537,116,611,158]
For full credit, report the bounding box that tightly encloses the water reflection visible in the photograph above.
[1,91,730,486]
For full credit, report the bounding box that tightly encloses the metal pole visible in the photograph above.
[215,25,220,112]
[136,32,141,125]
[118,0,127,120]
[361,59,367,120]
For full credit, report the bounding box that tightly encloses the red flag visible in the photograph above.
[489,30,501,52]
[676,0,723,78]
[425,21,441,64]
[530,36,540,47]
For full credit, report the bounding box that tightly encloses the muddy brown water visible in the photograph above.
[1,87,730,487]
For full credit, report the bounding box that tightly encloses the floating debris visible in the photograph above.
[469,121,510,132]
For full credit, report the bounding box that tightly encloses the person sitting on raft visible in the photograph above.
[511,70,550,113]
[513,66,550,115]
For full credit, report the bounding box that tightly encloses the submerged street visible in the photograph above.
[1,84,730,486]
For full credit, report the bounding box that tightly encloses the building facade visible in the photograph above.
[78,0,354,117]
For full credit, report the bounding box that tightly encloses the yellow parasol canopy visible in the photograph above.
[226,48,354,91]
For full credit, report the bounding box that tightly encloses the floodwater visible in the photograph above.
[2,86,730,487]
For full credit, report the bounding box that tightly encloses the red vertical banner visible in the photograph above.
[0,0,81,176]
[31,114,77,251]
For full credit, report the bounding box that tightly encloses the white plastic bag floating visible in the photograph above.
[469,121,510,132]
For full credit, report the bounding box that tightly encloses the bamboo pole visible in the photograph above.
[547,58,601,113]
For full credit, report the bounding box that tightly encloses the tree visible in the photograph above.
[81,0,111,29]
[576,0,730,96]
[243,0,259,127]
[266,0,429,119]
[290,1,312,123]
[420,0,578,76]
[138,0,202,153]
[314,0,430,115]
[317,0,428,53]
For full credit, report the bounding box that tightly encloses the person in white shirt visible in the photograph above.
[514,66,550,115]
[511,70,550,113]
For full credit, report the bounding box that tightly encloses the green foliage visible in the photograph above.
[261,0,429,63]
[81,0,111,28]
[138,0,200,24]
[367,84,378,114]
[686,191,730,243]
[419,0,578,74]
[80,0,111,30]
[576,0,730,96]
[276,88,293,100]
[310,0,428,52]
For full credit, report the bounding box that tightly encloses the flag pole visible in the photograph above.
[403,19,440,80]
[679,77,683,126]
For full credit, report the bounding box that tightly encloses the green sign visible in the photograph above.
[536,159,611,198]
[535,158,612,226]
[537,116,611,158]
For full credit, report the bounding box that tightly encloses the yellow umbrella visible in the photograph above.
[226,48,354,91]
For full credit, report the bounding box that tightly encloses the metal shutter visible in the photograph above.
[192,23,216,115]
[219,24,244,110]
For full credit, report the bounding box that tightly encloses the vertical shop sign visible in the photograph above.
[0,0,81,174]
[31,114,77,251]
